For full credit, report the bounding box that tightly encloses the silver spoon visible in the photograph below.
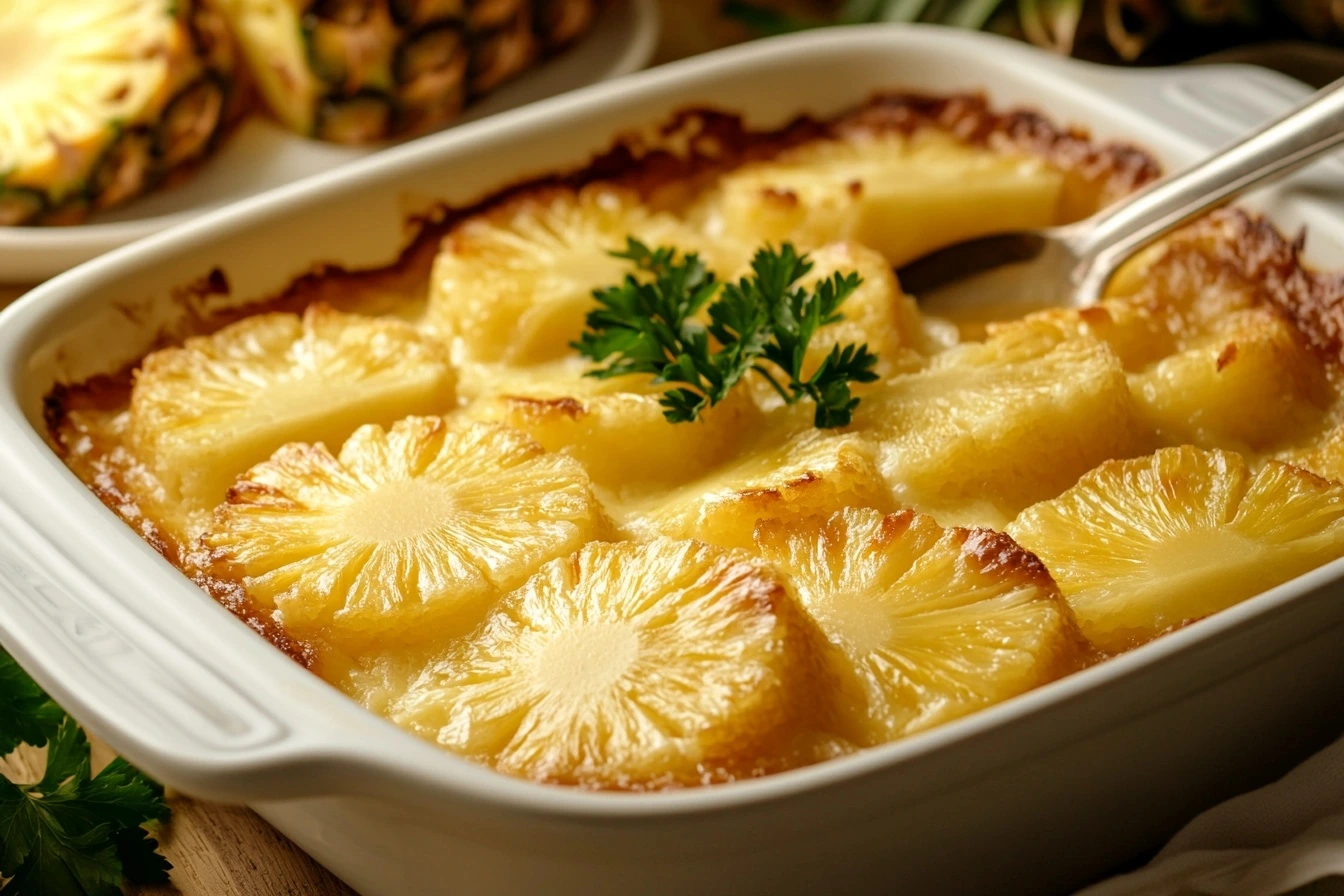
[897,77,1344,321]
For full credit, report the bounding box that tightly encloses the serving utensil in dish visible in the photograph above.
[1,25,1344,896]
[900,76,1344,316]
[0,0,658,285]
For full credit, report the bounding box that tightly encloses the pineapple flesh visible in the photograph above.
[1130,308,1330,452]
[625,426,894,551]
[462,359,763,494]
[130,303,456,511]
[389,537,828,788]
[754,507,1084,745]
[0,0,241,224]
[203,416,609,646]
[213,0,584,142]
[697,130,1065,271]
[1008,446,1344,653]
[429,185,710,364]
[849,331,1146,528]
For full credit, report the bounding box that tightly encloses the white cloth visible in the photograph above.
[1080,736,1344,896]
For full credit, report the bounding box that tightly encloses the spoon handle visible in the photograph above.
[1068,77,1344,305]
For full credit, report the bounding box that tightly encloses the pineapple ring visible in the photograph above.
[389,538,827,788]
[204,417,609,645]
[1008,446,1344,653]
[428,185,710,364]
[0,0,236,219]
[130,303,457,511]
[754,507,1084,746]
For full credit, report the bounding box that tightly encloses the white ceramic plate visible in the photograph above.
[0,0,658,284]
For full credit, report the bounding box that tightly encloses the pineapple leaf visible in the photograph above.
[574,241,877,428]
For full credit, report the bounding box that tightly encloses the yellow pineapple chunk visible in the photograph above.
[754,507,1083,745]
[203,417,608,647]
[463,360,761,492]
[700,130,1063,269]
[389,538,827,788]
[429,185,708,364]
[130,304,455,510]
[986,299,1177,372]
[1130,308,1329,451]
[1008,447,1344,653]
[625,428,893,551]
[850,332,1145,528]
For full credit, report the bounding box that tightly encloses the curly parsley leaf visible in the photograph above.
[0,650,172,895]
[574,240,878,427]
[0,651,62,756]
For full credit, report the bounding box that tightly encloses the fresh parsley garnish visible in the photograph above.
[573,239,879,428]
[0,647,172,895]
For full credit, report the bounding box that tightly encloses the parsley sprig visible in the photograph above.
[0,648,171,895]
[573,240,879,428]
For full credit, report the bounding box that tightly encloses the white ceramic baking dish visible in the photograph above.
[2,25,1343,896]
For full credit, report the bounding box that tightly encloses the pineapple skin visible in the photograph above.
[0,0,247,225]
[213,0,597,143]
[389,537,835,789]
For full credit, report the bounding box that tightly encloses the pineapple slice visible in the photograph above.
[699,130,1064,270]
[1130,308,1330,451]
[0,0,240,224]
[203,417,608,645]
[389,537,827,787]
[850,332,1146,528]
[1007,446,1344,653]
[216,0,553,142]
[985,299,1177,372]
[463,359,762,492]
[130,303,456,510]
[429,185,708,364]
[625,427,893,551]
[754,507,1083,745]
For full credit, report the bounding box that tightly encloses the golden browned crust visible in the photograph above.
[835,92,1161,201]
[1161,209,1344,364]
[959,527,1053,587]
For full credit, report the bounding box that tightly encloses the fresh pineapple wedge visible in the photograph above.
[625,427,893,551]
[698,129,1064,270]
[429,185,709,364]
[130,303,456,510]
[1008,446,1344,653]
[0,0,241,224]
[463,359,762,492]
[850,331,1146,528]
[389,537,827,787]
[1130,308,1330,451]
[215,0,557,142]
[754,507,1083,745]
[203,416,609,645]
